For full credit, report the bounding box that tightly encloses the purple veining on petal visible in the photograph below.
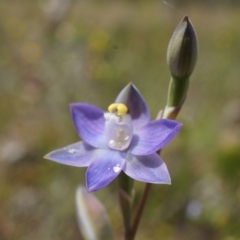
[115,83,150,131]
[44,141,94,167]
[70,103,108,149]
[123,153,171,184]
[86,150,126,192]
[129,119,182,155]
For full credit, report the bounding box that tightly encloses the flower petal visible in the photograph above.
[86,150,126,192]
[123,153,171,184]
[44,141,94,167]
[115,83,150,130]
[70,103,107,149]
[129,119,182,155]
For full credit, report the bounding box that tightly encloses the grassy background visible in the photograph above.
[1,0,240,239]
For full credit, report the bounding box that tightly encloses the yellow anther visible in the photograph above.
[117,103,128,116]
[108,103,118,113]
[108,103,128,116]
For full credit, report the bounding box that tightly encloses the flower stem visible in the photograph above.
[128,182,152,240]
[118,188,132,234]
[167,76,189,108]
[128,102,181,239]
[118,172,134,237]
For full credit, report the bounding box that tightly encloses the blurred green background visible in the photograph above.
[1,0,240,239]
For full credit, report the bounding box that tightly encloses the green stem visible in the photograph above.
[167,76,189,107]
[118,172,134,237]
[128,183,152,240]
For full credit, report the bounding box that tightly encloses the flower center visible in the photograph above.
[104,103,133,151]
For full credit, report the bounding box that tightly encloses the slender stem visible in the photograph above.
[129,183,152,240]
[122,77,185,239]
[127,104,181,239]
[118,187,132,234]
[118,172,134,238]
[167,76,189,107]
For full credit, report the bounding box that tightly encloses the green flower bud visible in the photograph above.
[167,16,198,79]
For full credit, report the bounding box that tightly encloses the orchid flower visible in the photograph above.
[44,84,182,192]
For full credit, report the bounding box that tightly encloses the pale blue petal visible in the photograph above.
[86,150,126,192]
[70,103,108,149]
[123,153,171,184]
[129,119,182,155]
[44,141,94,167]
[115,83,150,131]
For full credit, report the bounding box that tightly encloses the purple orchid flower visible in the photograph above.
[44,83,182,192]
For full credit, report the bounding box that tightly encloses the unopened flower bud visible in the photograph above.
[167,16,198,79]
